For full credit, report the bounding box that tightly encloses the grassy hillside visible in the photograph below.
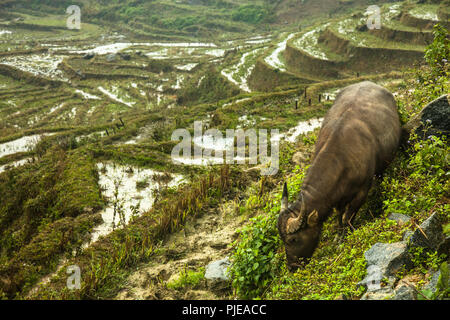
[1,0,277,39]
[229,25,449,299]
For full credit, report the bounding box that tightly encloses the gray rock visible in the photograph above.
[393,279,417,300]
[358,242,411,291]
[106,53,117,62]
[360,288,395,300]
[120,53,131,61]
[408,213,444,250]
[437,235,450,257]
[205,257,231,293]
[403,94,450,140]
[422,263,450,296]
[366,242,410,277]
[403,230,413,242]
[83,53,95,60]
[205,257,231,283]
[387,213,412,226]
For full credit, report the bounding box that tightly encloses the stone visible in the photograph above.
[393,279,417,300]
[403,94,450,140]
[403,231,413,242]
[408,212,444,250]
[205,257,230,282]
[387,213,412,226]
[106,53,117,62]
[422,263,450,296]
[437,236,450,257]
[120,53,131,61]
[205,257,231,293]
[83,53,95,60]
[360,288,395,300]
[364,242,411,278]
[358,242,411,291]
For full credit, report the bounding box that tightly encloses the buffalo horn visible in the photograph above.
[281,182,289,212]
[285,193,306,234]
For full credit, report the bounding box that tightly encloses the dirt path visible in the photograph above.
[115,200,246,300]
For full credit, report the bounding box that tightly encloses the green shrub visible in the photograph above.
[231,5,269,24]
[424,24,449,77]
[381,133,449,221]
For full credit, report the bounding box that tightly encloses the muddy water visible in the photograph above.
[409,8,439,21]
[0,158,32,174]
[293,24,330,60]
[0,134,54,158]
[172,118,323,166]
[75,89,101,100]
[83,163,184,248]
[98,86,135,107]
[322,88,341,101]
[265,33,297,72]
[221,48,263,92]
[282,118,324,143]
[71,42,218,55]
[0,54,67,81]
[175,63,198,71]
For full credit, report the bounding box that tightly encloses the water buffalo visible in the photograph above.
[277,81,401,272]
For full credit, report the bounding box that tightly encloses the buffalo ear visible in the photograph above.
[307,210,319,227]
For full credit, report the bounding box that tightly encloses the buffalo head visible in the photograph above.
[277,183,321,272]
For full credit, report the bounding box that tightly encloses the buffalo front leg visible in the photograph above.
[333,205,349,243]
[341,185,371,232]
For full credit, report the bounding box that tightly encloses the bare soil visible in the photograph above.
[115,201,247,300]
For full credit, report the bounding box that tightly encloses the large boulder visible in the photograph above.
[358,242,416,300]
[403,94,450,140]
[358,241,411,295]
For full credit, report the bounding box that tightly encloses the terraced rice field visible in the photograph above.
[0,0,447,300]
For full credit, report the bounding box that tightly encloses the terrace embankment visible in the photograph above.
[247,58,317,92]
[317,27,424,73]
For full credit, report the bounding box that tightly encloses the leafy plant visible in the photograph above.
[424,24,450,77]
[166,267,205,290]
[229,168,306,299]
